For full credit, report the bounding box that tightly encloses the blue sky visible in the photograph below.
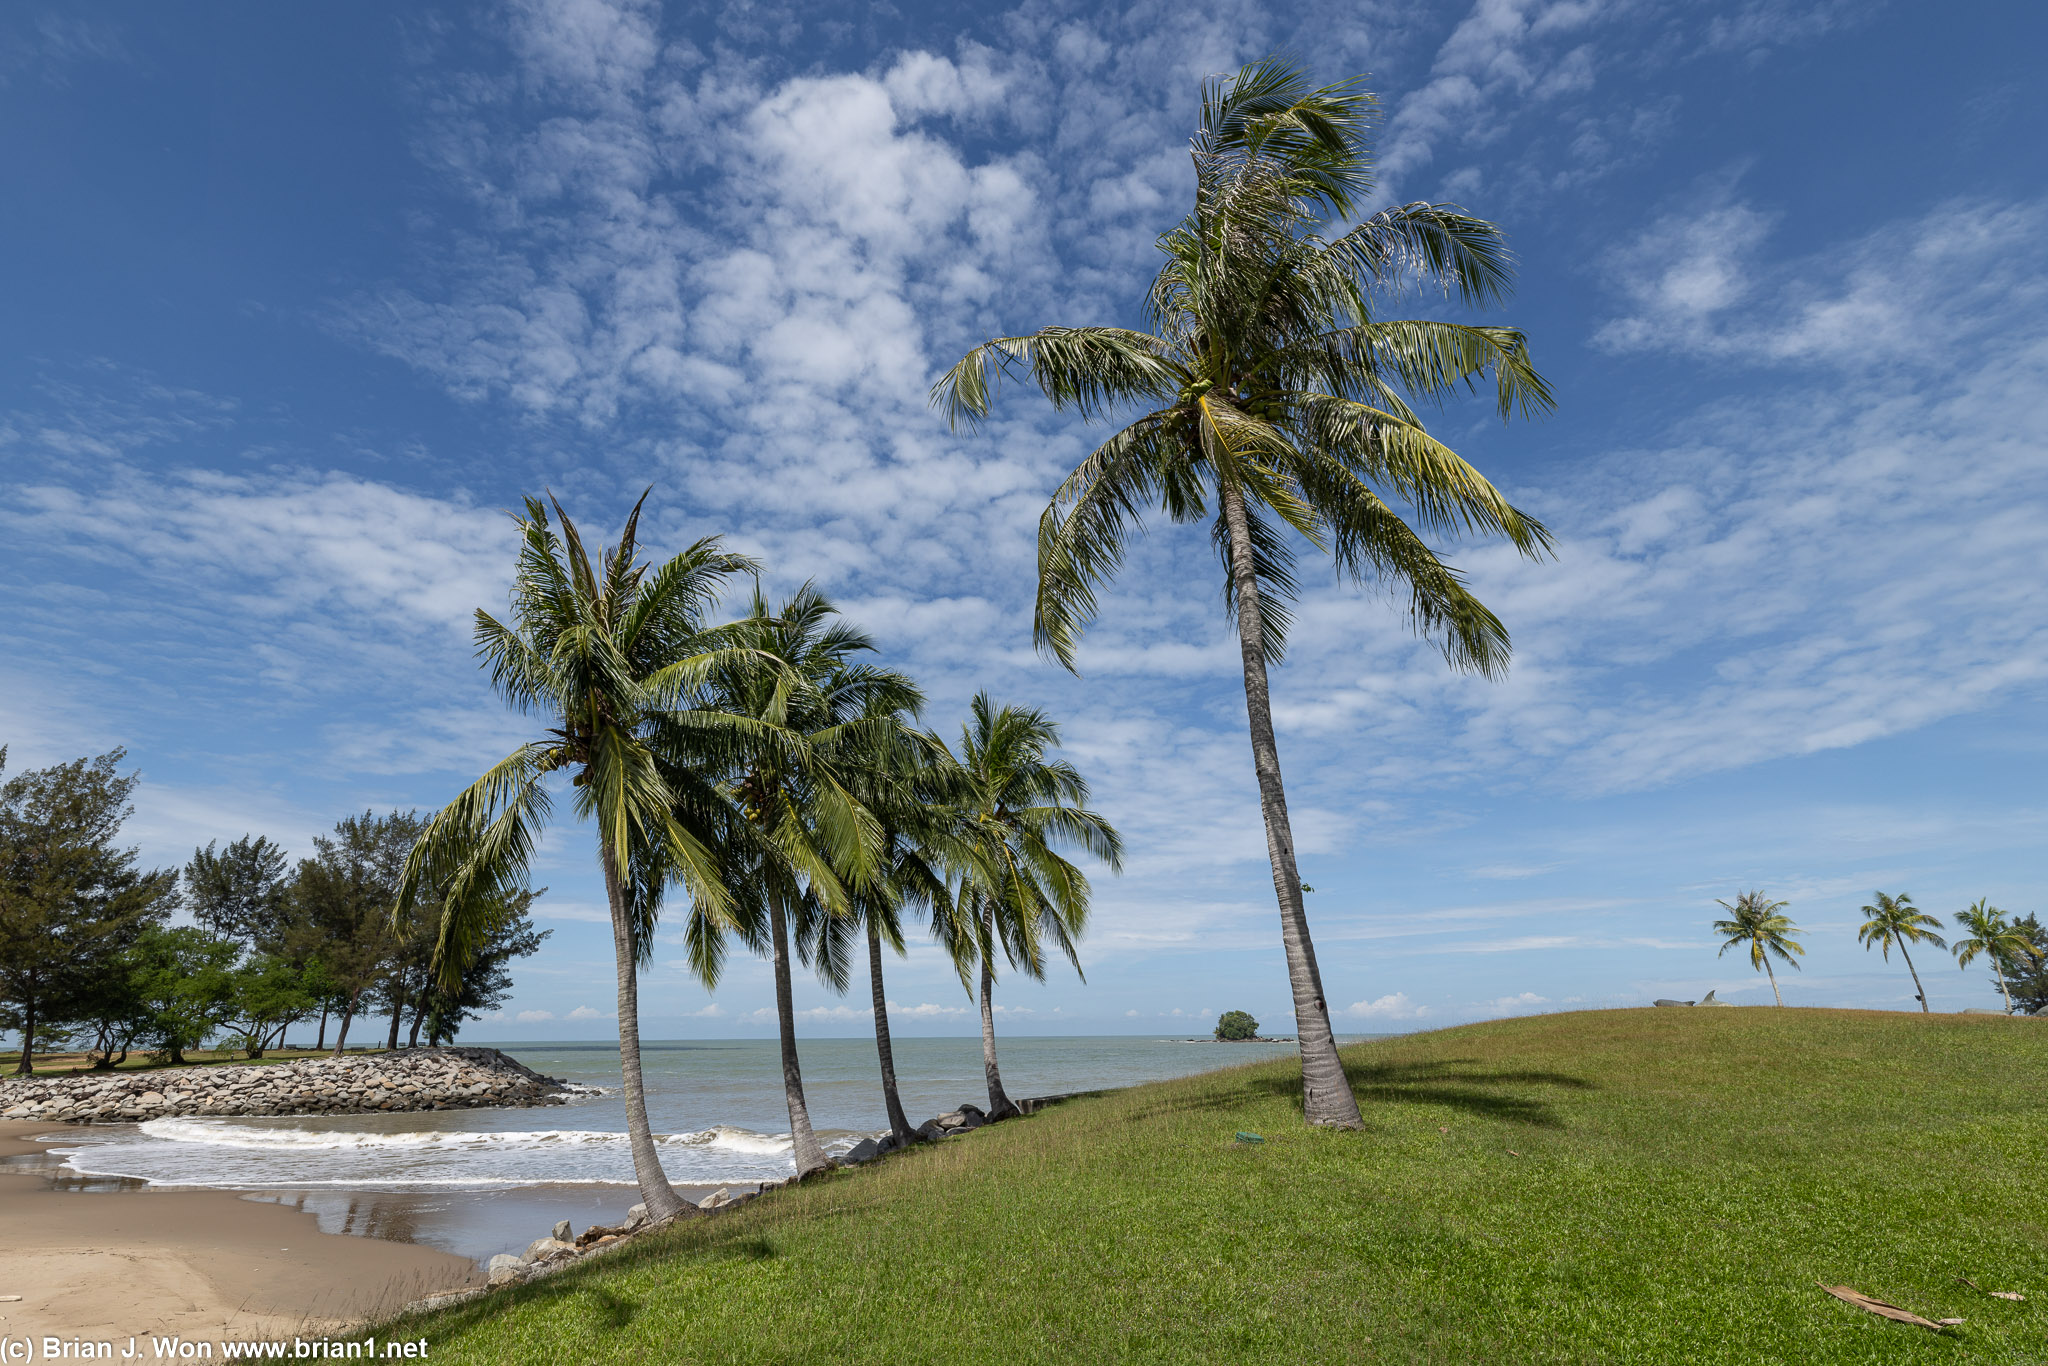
[4,0,2044,1040]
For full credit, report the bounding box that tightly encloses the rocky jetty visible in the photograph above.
[0,1047,572,1124]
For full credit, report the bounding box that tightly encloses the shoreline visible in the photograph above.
[0,1119,482,1342]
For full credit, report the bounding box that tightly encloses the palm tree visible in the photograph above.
[399,493,753,1222]
[1712,892,1802,1006]
[933,58,1551,1127]
[849,754,961,1147]
[941,695,1122,1120]
[1858,891,1945,1013]
[1951,899,2035,1014]
[691,586,917,1177]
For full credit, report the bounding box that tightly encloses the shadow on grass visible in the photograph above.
[584,1287,640,1329]
[1121,1056,1594,1130]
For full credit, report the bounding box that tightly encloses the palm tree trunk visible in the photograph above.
[600,841,688,1221]
[769,895,829,1176]
[1764,957,1782,1007]
[315,1005,328,1052]
[1218,482,1362,1128]
[979,934,1018,1121]
[1995,959,2013,1014]
[866,918,915,1143]
[1900,943,1930,1013]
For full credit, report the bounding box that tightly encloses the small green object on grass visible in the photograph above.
[1234,1131,1264,1144]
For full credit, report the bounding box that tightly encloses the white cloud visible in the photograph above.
[1483,991,1549,1014]
[887,1001,970,1019]
[1595,192,2048,363]
[2,466,515,639]
[1344,993,1430,1020]
[564,1005,609,1021]
[536,902,614,924]
[515,1009,557,1022]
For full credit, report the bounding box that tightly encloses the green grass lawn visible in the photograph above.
[393,1009,2048,1364]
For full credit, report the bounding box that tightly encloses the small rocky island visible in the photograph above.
[0,1047,572,1124]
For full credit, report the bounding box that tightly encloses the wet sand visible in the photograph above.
[0,1121,481,1343]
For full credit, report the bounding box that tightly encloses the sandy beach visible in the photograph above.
[0,1120,480,1343]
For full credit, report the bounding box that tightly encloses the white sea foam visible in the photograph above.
[136,1117,811,1155]
[57,1116,865,1191]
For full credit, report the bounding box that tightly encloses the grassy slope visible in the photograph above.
[398,1010,2047,1364]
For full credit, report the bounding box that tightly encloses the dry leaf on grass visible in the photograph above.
[1958,1276,2025,1301]
[1818,1284,1955,1330]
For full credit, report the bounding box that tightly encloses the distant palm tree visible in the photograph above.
[942,695,1121,1119]
[1712,892,1803,1006]
[1858,891,1945,1013]
[1951,899,2036,1015]
[399,494,754,1222]
[933,57,1551,1127]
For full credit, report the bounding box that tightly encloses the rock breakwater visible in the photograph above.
[0,1047,572,1124]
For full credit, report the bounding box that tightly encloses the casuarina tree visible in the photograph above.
[0,749,177,1073]
[934,58,1551,1127]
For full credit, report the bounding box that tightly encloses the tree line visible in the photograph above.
[1714,890,2043,1012]
[0,748,545,1074]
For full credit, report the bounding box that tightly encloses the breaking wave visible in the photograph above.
[54,1117,866,1190]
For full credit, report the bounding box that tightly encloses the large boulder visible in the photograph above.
[551,1219,573,1242]
[522,1237,576,1264]
[839,1137,883,1165]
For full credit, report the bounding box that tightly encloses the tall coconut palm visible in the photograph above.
[933,58,1551,1127]
[849,755,961,1146]
[1858,891,1945,1013]
[1951,899,2035,1015]
[690,586,917,1176]
[399,493,754,1222]
[940,694,1121,1120]
[1712,892,1802,1006]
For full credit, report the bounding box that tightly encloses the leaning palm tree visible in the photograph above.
[1858,891,1945,1013]
[690,586,917,1176]
[1712,892,1802,1006]
[933,58,1551,1127]
[940,694,1122,1120]
[1951,899,2035,1015]
[399,493,753,1222]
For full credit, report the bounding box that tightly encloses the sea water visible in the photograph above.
[44,1035,1343,1192]
[31,1034,1369,1264]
